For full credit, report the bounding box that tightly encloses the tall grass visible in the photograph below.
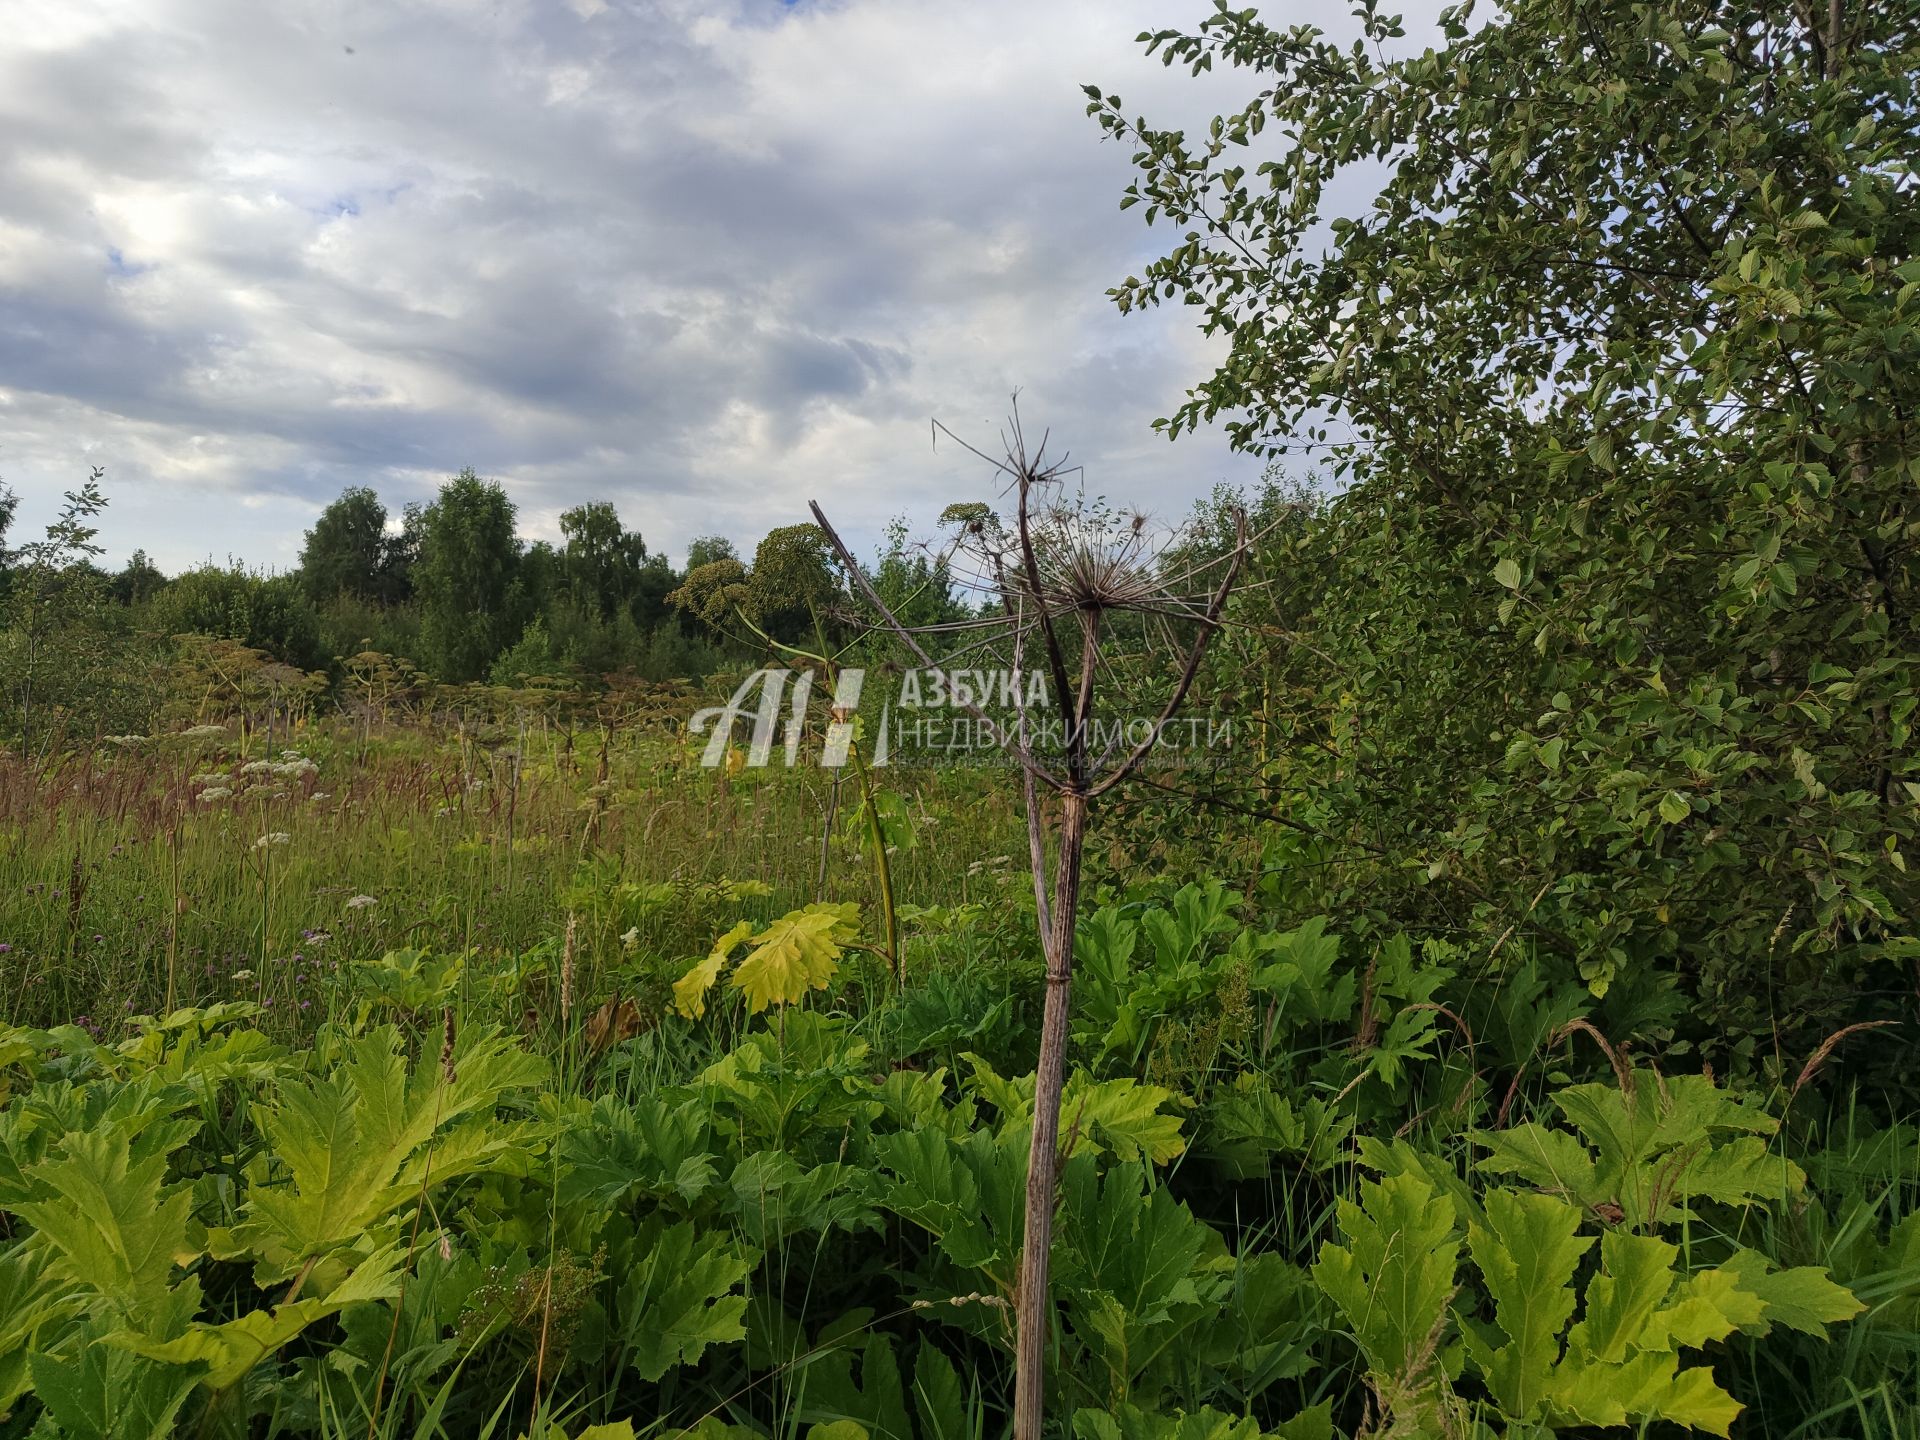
[0,720,1023,1036]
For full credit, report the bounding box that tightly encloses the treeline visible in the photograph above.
[0,466,964,745]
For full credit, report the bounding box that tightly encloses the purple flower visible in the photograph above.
[0,943,12,954]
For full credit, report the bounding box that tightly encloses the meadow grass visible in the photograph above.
[0,719,1027,1038]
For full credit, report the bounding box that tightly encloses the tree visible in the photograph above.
[559,501,649,621]
[414,469,523,682]
[299,487,389,602]
[152,567,324,670]
[683,535,737,572]
[114,549,167,606]
[1093,0,1920,1043]
[870,517,966,632]
[0,481,16,601]
[379,502,426,603]
[2,469,112,749]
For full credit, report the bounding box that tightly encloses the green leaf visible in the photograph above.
[1493,557,1522,589]
[1718,1249,1864,1335]
[910,1340,970,1440]
[1568,1231,1680,1365]
[613,1221,755,1382]
[1074,1402,1331,1440]
[232,1025,545,1283]
[1313,1171,1459,1388]
[14,1128,195,1324]
[27,1337,203,1440]
[109,1243,404,1388]
[1463,1189,1593,1415]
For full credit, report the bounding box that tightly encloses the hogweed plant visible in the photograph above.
[812,408,1248,1440]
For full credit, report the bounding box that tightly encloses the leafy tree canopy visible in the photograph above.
[415,469,524,682]
[1094,0,1920,1042]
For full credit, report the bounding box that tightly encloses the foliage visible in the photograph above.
[673,902,863,1018]
[1314,1166,1863,1435]
[4,7,1920,1427]
[0,765,1910,1438]
[415,468,527,682]
[299,486,396,604]
[150,565,325,670]
[1093,0,1920,1056]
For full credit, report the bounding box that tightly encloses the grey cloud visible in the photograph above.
[0,0,1448,569]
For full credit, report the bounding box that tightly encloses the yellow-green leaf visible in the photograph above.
[673,921,755,1019]
[730,904,860,1014]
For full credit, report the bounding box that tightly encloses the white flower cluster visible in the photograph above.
[345,894,378,911]
[241,752,319,782]
[104,734,148,747]
[180,724,227,739]
[254,832,292,849]
[198,786,234,803]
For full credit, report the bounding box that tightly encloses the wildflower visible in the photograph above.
[345,894,378,911]
[254,832,292,850]
[105,734,147,746]
[242,760,274,776]
[310,791,331,802]
[231,969,254,981]
[199,786,234,803]
[304,929,331,947]
[0,943,11,954]
[180,723,226,738]
[620,926,641,950]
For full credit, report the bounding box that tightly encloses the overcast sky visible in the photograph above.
[0,0,1413,573]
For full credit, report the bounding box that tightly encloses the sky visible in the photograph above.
[0,0,1421,574]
